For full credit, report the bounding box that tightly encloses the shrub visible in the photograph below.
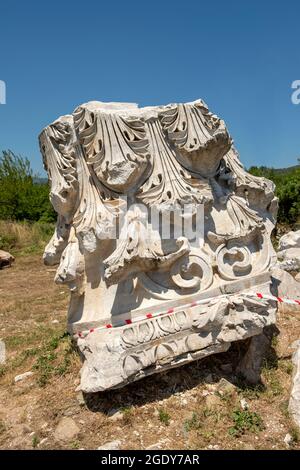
[0,150,55,223]
[248,163,300,226]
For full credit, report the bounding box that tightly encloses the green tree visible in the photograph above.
[248,163,300,226]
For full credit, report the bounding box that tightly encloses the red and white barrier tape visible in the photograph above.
[74,291,300,339]
[249,292,300,305]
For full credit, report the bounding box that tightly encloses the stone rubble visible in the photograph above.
[240,398,249,410]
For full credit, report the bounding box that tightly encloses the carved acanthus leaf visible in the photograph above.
[208,194,264,245]
[43,215,70,266]
[74,105,150,192]
[72,147,122,252]
[159,101,231,177]
[39,117,78,221]
[222,148,278,220]
[223,148,274,193]
[138,120,212,209]
[54,229,85,295]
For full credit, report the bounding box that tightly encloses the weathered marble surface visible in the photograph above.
[277,230,300,272]
[39,100,278,392]
[0,250,14,269]
[271,267,300,314]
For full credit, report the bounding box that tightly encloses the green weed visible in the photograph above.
[229,409,264,437]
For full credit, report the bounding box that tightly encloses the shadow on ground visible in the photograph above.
[83,338,276,415]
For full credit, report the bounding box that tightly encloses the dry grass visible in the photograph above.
[0,253,300,450]
[0,220,54,255]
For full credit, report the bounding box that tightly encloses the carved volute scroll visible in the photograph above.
[39,99,278,393]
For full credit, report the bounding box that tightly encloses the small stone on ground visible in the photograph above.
[54,417,80,442]
[14,371,34,383]
[97,440,121,450]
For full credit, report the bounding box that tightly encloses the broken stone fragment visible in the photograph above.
[277,248,300,272]
[0,250,14,269]
[215,378,237,395]
[97,440,121,450]
[278,230,300,251]
[283,433,293,448]
[236,329,275,384]
[14,371,34,383]
[277,230,300,273]
[271,267,300,313]
[0,339,5,364]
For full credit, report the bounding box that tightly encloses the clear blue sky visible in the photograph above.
[0,0,299,175]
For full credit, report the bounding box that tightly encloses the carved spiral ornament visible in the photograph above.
[170,252,213,291]
[215,243,252,280]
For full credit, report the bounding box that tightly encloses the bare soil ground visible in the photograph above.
[0,254,300,450]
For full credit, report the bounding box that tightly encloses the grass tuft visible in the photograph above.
[32,435,40,448]
[158,408,171,426]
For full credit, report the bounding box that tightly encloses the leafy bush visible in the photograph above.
[0,150,55,222]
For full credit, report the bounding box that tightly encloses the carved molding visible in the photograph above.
[77,288,276,391]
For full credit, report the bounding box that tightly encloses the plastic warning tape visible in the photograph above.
[248,292,300,306]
